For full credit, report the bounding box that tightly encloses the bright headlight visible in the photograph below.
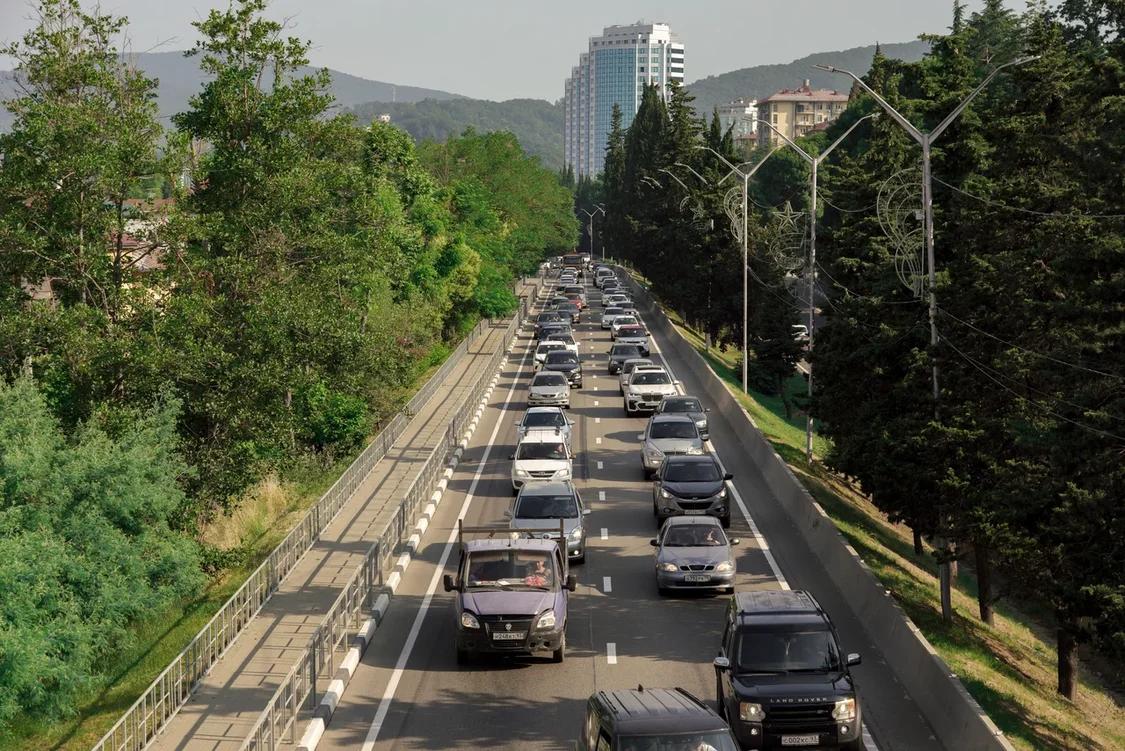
[659,488,671,499]
[718,486,728,499]
[460,611,480,629]
[715,561,734,573]
[739,702,764,722]
[570,526,583,539]
[659,562,679,572]
[558,468,571,478]
[515,469,529,478]
[535,609,557,630]
[833,698,857,721]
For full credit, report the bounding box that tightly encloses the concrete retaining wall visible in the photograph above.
[621,270,1014,751]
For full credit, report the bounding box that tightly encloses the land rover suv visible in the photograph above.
[713,591,863,750]
[581,687,739,751]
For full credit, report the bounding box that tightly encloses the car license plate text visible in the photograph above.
[780,735,819,746]
[683,509,705,515]
[492,632,525,641]
[684,574,710,582]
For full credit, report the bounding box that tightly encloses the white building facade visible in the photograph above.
[564,22,684,177]
[717,98,758,139]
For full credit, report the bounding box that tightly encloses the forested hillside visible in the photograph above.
[351,98,565,169]
[686,40,929,114]
[0,0,576,739]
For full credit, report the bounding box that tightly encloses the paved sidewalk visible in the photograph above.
[149,312,522,751]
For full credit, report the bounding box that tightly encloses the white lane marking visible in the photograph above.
[594,400,599,406]
[595,436,602,445]
[602,576,612,593]
[600,528,608,540]
[597,460,604,470]
[606,642,618,665]
[646,324,790,590]
[598,490,606,502]
[358,333,533,751]
[595,417,601,424]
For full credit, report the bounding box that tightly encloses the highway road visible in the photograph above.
[312,271,943,751]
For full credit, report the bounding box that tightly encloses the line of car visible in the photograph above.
[448,257,869,750]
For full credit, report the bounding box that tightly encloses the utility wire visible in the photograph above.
[940,333,1125,442]
[817,191,877,214]
[937,307,1122,380]
[815,262,920,305]
[932,176,1125,220]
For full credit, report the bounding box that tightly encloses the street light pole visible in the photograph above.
[756,113,879,462]
[815,57,1037,621]
[696,145,782,394]
[578,206,605,256]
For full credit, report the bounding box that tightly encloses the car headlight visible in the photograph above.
[535,609,557,630]
[460,611,480,629]
[715,561,734,573]
[832,698,857,721]
[687,446,704,455]
[717,486,728,499]
[659,562,679,573]
[644,446,664,460]
[558,467,571,478]
[659,488,671,499]
[695,418,707,427]
[739,701,764,722]
[570,526,583,540]
[514,469,529,478]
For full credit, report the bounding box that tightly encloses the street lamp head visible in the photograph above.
[812,63,836,73]
[1009,54,1041,67]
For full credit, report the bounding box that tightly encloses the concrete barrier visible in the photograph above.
[619,268,1014,751]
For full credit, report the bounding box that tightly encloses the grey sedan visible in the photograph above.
[651,516,739,595]
[640,413,705,477]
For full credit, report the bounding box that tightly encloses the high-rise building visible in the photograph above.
[564,22,684,177]
[757,80,849,147]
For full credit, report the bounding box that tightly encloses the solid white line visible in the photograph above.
[602,576,612,593]
[646,323,790,590]
[358,336,533,751]
[606,642,617,665]
[600,528,608,540]
[598,490,606,502]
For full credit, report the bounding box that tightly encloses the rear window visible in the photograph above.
[534,373,567,387]
[632,372,670,385]
[650,420,697,439]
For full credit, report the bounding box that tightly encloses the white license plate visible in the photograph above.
[780,735,820,746]
[492,632,526,641]
[683,574,710,582]
[683,509,705,515]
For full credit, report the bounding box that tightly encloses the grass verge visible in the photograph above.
[6,337,468,751]
[665,313,1124,751]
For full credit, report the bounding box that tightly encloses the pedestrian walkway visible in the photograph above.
[149,312,522,751]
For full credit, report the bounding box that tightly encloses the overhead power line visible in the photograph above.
[932,176,1125,220]
[817,191,877,214]
[937,307,1122,380]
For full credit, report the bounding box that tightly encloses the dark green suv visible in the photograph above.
[714,591,863,750]
[581,687,738,751]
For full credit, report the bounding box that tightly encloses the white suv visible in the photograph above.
[623,367,678,416]
[509,431,573,492]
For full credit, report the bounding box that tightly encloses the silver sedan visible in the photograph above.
[651,516,739,595]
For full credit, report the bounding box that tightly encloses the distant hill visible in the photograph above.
[686,40,930,115]
[350,98,565,170]
[0,50,462,131]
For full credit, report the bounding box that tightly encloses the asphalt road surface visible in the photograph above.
[314,271,942,751]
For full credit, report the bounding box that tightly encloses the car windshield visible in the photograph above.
[633,372,671,385]
[545,352,578,366]
[465,550,556,590]
[618,326,646,337]
[537,344,564,355]
[537,313,561,322]
[615,317,637,326]
[523,412,565,430]
[611,346,642,358]
[663,398,702,413]
[617,731,739,751]
[517,442,567,460]
[650,421,697,439]
[515,493,578,519]
[604,307,624,316]
[663,524,727,547]
[735,629,842,674]
[664,461,721,482]
[534,374,567,387]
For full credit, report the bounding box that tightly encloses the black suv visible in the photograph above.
[714,591,863,750]
[542,350,583,388]
[607,343,644,374]
[581,687,739,751]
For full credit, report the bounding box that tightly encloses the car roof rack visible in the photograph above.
[457,519,564,545]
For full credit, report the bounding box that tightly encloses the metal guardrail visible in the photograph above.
[89,298,508,751]
[238,290,533,750]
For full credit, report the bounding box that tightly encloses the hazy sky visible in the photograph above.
[1,0,1025,100]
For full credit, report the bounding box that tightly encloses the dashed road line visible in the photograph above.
[606,642,618,665]
[602,576,612,593]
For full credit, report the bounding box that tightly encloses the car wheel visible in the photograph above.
[657,585,670,597]
[552,634,566,663]
[839,740,863,751]
[625,405,633,417]
[721,513,731,529]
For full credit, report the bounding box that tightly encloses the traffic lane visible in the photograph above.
[638,302,941,750]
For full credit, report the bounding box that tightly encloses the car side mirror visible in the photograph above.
[443,574,457,592]
[636,433,645,441]
[730,538,741,546]
[566,574,578,592]
[724,473,734,481]
[503,509,512,518]
[649,538,658,546]
[673,380,682,386]
[582,508,592,516]
[846,653,862,666]
[713,656,731,672]
[705,407,712,413]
